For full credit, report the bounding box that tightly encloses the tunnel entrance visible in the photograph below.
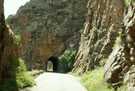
[47,56,59,72]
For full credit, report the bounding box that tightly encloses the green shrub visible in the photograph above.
[81,67,127,91]
[0,79,18,91]
[14,34,21,45]
[0,58,35,91]
[81,68,113,91]
[16,58,35,88]
[124,0,135,6]
[58,49,76,73]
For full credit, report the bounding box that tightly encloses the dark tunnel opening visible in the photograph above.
[47,56,59,72]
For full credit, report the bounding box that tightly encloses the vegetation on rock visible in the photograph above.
[16,58,35,88]
[58,49,76,73]
[81,68,127,91]
[0,58,34,91]
[2,0,135,91]
[7,0,88,70]
[0,1,34,90]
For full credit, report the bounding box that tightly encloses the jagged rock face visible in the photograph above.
[73,0,124,74]
[0,1,19,90]
[7,0,87,69]
[104,4,135,91]
[0,25,18,81]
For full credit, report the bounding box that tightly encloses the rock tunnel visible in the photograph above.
[47,56,59,72]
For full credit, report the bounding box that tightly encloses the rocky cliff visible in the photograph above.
[73,0,124,74]
[104,3,135,91]
[7,0,88,69]
[0,0,18,90]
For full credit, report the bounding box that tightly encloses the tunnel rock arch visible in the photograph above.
[47,56,59,72]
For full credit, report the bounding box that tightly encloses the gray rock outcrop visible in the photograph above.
[7,0,88,69]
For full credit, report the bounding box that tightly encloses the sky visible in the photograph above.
[4,0,30,18]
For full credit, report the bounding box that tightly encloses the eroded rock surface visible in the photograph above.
[0,1,20,90]
[7,0,88,69]
[104,4,135,91]
[73,0,124,74]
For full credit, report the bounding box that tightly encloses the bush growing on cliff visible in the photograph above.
[125,0,135,6]
[81,68,113,91]
[81,67,127,91]
[58,49,76,73]
[16,58,35,88]
[0,58,35,91]
[14,34,21,45]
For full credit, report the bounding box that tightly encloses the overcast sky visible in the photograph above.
[4,0,30,18]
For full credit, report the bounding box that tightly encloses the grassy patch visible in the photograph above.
[124,0,135,6]
[0,58,35,91]
[81,67,114,91]
[80,67,128,91]
[16,58,35,88]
